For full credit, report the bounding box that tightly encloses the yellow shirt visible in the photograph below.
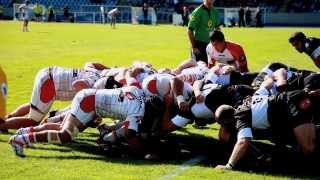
[0,66,7,120]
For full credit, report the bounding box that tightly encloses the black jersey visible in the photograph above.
[304,37,320,58]
[234,90,314,143]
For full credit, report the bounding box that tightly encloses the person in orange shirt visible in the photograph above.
[206,30,249,72]
[0,66,7,123]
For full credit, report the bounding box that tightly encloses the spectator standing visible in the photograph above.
[245,7,251,26]
[238,5,245,27]
[63,5,69,22]
[142,2,148,24]
[255,7,263,27]
[182,6,189,26]
[48,6,55,22]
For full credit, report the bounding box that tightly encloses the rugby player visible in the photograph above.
[206,30,249,72]
[215,77,318,170]
[9,86,147,157]
[18,0,32,32]
[0,64,103,130]
[289,32,320,69]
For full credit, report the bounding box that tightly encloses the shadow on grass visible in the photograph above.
[23,127,320,178]
[32,146,72,153]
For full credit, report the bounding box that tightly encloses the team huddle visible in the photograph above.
[1,30,320,171]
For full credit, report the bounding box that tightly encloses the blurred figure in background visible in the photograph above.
[63,5,69,22]
[18,0,32,32]
[108,8,118,29]
[33,2,43,22]
[255,7,263,27]
[47,6,55,22]
[182,6,189,26]
[142,3,148,24]
[245,7,251,27]
[238,5,245,27]
[100,5,105,24]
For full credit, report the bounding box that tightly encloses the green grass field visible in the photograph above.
[0,21,320,179]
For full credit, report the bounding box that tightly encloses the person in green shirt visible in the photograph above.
[188,0,220,63]
[33,3,43,22]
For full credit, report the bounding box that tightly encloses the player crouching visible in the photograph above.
[8,86,145,157]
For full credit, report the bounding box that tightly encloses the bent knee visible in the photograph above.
[58,130,72,144]
[301,144,315,155]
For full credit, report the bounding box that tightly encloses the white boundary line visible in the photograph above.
[160,155,207,180]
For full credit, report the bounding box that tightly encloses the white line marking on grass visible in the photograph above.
[160,155,206,180]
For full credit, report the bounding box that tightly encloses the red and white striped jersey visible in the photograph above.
[52,66,100,100]
[95,86,145,121]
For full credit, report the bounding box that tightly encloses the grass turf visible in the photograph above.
[0,21,320,179]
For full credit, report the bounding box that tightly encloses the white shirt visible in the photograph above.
[250,87,271,130]
[19,4,32,19]
[95,86,145,121]
[52,67,100,100]
[206,43,235,66]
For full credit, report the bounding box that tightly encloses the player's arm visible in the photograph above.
[314,56,320,69]
[216,137,251,170]
[171,77,188,112]
[215,105,252,170]
[234,46,249,73]
[193,79,205,103]
[207,46,215,68]
[160,93,179,133]
[272,68,288,92]
[216,124,253,170]
[187,10,200,52]
[173,59,197,75]
[188,29,197,50]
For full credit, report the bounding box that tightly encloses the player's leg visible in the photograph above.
[16,122,61,135]
[23,87,97,142]
[0,68,55,130]
[23,20,28,32]
[111,17,114,28]
[102,117,144,154]
[25,20,29,32]
[0,116,39,130]
[6,103,30,118]
[9,114,83,157]
[22,20,25,32]
[293,123,316,155]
